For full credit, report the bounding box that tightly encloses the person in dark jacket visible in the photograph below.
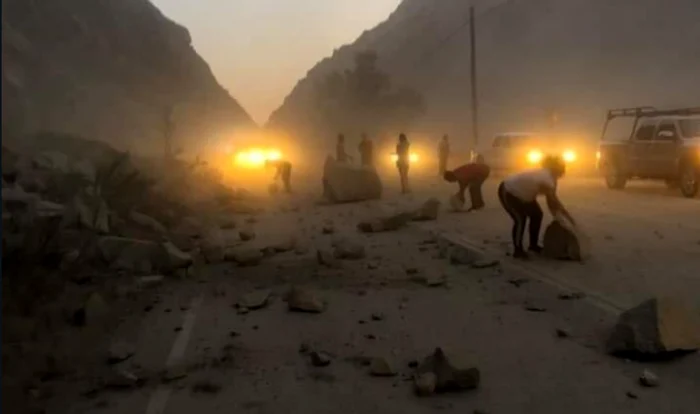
[266,159,293,193]
[358,133,374,166]
[443,154,490,211]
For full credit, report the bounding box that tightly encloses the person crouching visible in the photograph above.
[443,154,490,211]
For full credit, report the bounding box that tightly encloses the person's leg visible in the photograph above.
[497,183,528,258]
[468,177,486,210]
[524,201,544,252]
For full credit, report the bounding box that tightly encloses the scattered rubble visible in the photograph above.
[369,357,397,377]
[225,247,263,266]
[317,249,341,268]
[287,287,326,313]
[322,156,382,203]
[238,289,271,311]
[414,348,480,395]
[639,370,659,387]
[607,298,700,358]
[332,239,366,260]
[310,351,332,367]
[357,211,414,233]
[542,216,591,261]
[412,198,441,221]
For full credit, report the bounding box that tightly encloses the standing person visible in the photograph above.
[438,134,450,176]
[266,159,293,194]
[396,133,411,194]
[443,154,490,211]
[497,155,576,259]
[336,133,352,163]
[358,133,374,166]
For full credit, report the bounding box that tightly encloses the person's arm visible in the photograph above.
[543,186,576,225]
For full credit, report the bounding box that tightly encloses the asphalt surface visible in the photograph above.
[41,170,700,414]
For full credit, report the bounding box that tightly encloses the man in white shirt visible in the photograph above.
[498,155,575,259]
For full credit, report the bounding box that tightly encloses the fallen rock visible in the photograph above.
[270,235,297,253]
[218,217,237,230]
[72,292,109,327]
[414,372,437,396]
[172,217,204,238]
[96,237,156,270]
[322,224,335,234]
[322,156,382,203]
[471,259,500,269]
[71,159,97,182]
[317,249,341,268]
[162,364,189,382]
[225,247,263,266]
[107,341,135,364]
[239,228,256,241]
[413,273,447,288]
[129,211,166,234]
[201,229,226,263]
[332,239,366,260]
[137,275,165,289]
[33,151,69,172]
[369,357,396,377]
[238,289,271,310]
[607,298,700,357]
[449,245,477,265]
[415,348,480,393]
[63,194,110,234]
[357,212,414,233]
[158,241,193,272]
[287,287,325,313]
[105,368,141,389]
[413,198,441,221]
[639,370,659,387]
[448,194,465,211]
[310,351,332,367]
[542,216,591,261]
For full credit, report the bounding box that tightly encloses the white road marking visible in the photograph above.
[145,295,204,414]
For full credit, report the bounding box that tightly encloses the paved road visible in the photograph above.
[403,174,700,311]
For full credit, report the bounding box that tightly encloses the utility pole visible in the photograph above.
[469,5,479,150]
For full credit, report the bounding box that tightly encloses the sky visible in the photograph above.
[151,0,402,125]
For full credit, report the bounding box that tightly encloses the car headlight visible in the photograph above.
[527,150,543,164]
[562,150,577,163]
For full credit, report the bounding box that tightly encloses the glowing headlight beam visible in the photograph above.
[562,150,577,163]
[527,150,543,164]
[390,153,419,163]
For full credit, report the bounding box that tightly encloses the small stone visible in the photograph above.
[322,224,335,234]
[162,365,189,382]
[471,259,500,269]
[414,372,437,396]
[310,351,332,367]
[333,239,366,260]
[317,249,341,268]
[626,391,638,399]
[225,247,263,266]
[107,341,135,364]
[239,229,256,241]
[105,368,141,389]
[191,380,222,394]
[137,275,164,289]
[524,305,547,313]
[371,313,384,321]
[508,278,529,287]
[639,370,659,387]
[558,292,586,300]
[287,287,326,313]
[369,358,396,377]
[556,328,571,338]
[238,289,271,310]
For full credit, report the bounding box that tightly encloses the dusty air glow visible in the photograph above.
[527,150,544,164]
[562,150,577,163]
[234,148,283,168]
[390,153,420,163]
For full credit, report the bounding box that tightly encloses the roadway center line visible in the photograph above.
[145,294,204,414]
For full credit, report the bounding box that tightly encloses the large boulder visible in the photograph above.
[322,156,382,203]
[607,298,700,358]
[542,215,590,261]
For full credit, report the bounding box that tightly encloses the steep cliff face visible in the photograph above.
[2,0,256,155]
[270,0,700,148]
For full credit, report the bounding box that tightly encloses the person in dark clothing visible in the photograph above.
[443,155,490,211]
[396,133,410,193]
[336,134,352,163]
[266,159,293,193]
[497,155,575,259]
[358,133,374,166]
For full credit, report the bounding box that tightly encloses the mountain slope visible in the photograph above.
[270,0,700,149]
[2,0,256,155]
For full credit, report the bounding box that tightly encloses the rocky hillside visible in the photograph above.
[2,0,256,155]
[270,0,700,149]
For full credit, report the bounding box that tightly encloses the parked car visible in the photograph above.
[476,132,581,174]
[597,106,700,198]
